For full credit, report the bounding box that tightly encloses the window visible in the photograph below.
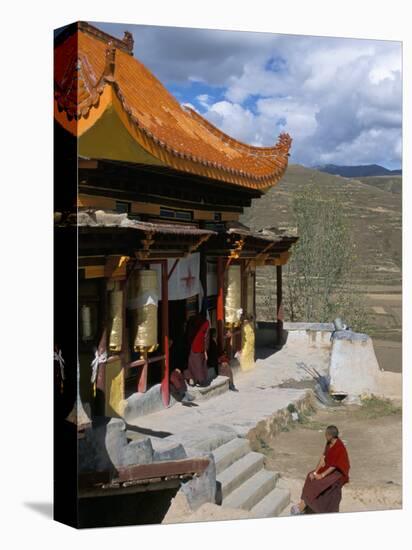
[160,207,175,218]
[160,207,193,221]
[175,210,193,221]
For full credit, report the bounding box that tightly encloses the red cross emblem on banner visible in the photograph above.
[181,266,196,290]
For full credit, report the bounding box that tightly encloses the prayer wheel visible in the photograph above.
[109,281,123,352]
[81,304,92,341]
[225,265,242,326]
[130,269,158,352]
[240,319,255,371]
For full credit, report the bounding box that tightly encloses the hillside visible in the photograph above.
[355,175,402,195]
[240,164,402,346]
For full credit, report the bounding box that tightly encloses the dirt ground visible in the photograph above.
[261,400,403,514]
[373,339,402,373]
[164,397,402,524]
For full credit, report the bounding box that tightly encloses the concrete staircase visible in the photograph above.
[213,437,290,518]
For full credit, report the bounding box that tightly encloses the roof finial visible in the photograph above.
[103,42,116,81]
[123,31,134,54]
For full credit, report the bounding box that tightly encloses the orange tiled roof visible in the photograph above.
[54,22,292,190]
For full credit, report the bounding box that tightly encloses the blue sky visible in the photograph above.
[92,22,402,170]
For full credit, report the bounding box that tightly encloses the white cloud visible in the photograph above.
[196,94,211,108]
[206,101,259,144]
[318,127,401,167]
[209,37,402,167]
[98,23,402,168]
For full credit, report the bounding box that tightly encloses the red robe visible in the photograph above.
[190,318,209,353]
[318,437,350,486]
[301,438,350,513]
[185,315,209,383]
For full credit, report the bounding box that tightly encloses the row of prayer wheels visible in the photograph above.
[81,266,254,349]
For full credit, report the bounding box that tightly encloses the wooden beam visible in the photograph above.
[128,355,165,369]
[78,456,210,498]
[78,159,98,169]
[79,477,186,498]
[115,457,210,483]
[167,258,179,280]
[137,350,148,393]
[84,265,105,279]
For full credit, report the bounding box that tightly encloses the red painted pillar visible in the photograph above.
[161,259,170,406]
[137,353,148,393]
[217,256,225,355]
[276,264,283,345]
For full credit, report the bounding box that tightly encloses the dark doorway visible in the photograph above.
[168,299,188,373]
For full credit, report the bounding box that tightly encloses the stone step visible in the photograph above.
[150,438,187,462]
[250,487,291,518]
[168,424,238,454]
[222,468,279,511]
[212,437,251,475]
[217,452,265,501]
[186,375,229,402]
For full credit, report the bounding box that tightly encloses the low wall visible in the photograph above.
[329,330,402,400]
[283,322,334,355]
[329,331,381,398]
[256,321,334,350]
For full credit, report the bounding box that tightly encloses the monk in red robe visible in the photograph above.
[291,425,350,515]
[185,313,210,386]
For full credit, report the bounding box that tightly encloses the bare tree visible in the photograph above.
[284,186,368,331]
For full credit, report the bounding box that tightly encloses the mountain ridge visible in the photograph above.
[315,163,402,177]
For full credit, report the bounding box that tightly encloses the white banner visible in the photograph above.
[151,252,200,301]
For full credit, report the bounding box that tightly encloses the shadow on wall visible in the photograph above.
[255,322,288,359]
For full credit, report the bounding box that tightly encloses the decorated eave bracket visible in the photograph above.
[135,231,155,260]
[226,237,245,269]
[185,233,211,256]
[134,231,213,261]
[252,241,277,266]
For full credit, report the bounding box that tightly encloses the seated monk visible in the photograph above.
[170,367,196,405]
[168,339,195,406]
[291,425,350,515]
[185,312,210,387]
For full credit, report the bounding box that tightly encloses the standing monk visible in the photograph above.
[185,312,210,387]
[291,425,350,515]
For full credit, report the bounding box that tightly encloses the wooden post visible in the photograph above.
[120,277,128,399]
[240,260,247,352]
[276,264,283,345]
[95,329,107,416]
[240,260,247,313]
[200,250,207,304]
[217,256,225,355]
[137,350,148,393]
[161,259,170,406]
[95,278,109,416]
[252,270,257,329]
